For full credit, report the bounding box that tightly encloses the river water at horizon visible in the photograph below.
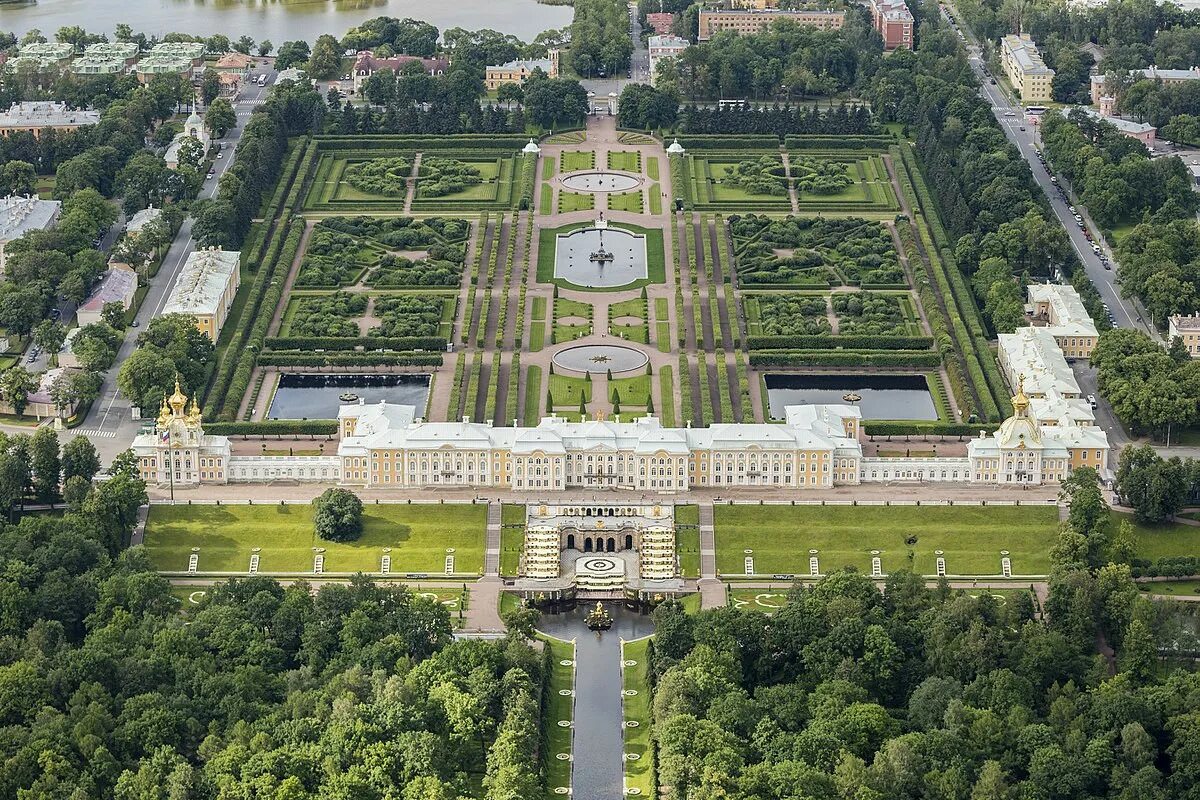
[1,0,571,45]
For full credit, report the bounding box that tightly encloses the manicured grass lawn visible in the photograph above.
[499,526,524,576]
[1140,580,1200,596]
[610,374,652,406]
[659,365,676,425]
[549,374,592,404]
[555,297,593,318]
[145,503,487,575]
[730,589,789,612]
[541,635,576,797]
[539,183,553,215]
[559,191,595,213]
[676,525,700,577]
[543,155,557,181]
[1110,511,1200,561]
[608,150,641,172]
[675,504,699,525]
[646,157,660,181]
[524,365,543,425]
[609,191,643,213]
[622,637,655,797]
[561,150,594,172]
[648,186,662,215]
[713,504,1060,577]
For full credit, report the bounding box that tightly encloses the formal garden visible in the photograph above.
[731,214,906,287]
[745,290,922,337]
[536,222,666,291]
[296,216,470,288]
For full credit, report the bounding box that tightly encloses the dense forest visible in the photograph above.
[0,481,548,798]
[649,471,1200,800]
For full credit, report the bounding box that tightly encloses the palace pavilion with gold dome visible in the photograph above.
[131,379,1108,490]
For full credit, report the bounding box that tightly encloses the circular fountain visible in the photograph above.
[561,171,642,193]
[552,344,649,375]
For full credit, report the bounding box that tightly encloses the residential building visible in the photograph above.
[1091,66,1200,104]
[83,42,141,64]
[16,42,75,64]
[0,196,61,272]
[214,52,255,74]
[136,42,206,83]
[146,42,207,65]
[0,102,101,138]
[1026,283,1099,358]
[1169,313,1200,356]
[70,56,128,76]
[697,9,845,41]
[1001,34,1054,104]
[125,205,164,238]
[351,51,450,92]
[484,54,560,91]
[646,12,676,34]
[732,0,780,7]
[77,266,138,326]
[648,35,690,85]
[870,0,914,51]
[0,367,83,420]
[161,248,240,340]
[1076,106,1156,145]
[58,327,83,370]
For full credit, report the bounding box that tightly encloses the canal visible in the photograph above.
[537,604,655,800]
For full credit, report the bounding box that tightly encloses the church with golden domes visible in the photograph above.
[132,379,233,486]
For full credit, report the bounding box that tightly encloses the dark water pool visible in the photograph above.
[267,373,430,419]
[537,605,655,800]
[766,373,937,421]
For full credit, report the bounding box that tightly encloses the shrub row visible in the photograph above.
[864,421,1000,436]
[258,352,444,367]
[517,153,536,211]
[1131,557,1200,578]
[205,420,339,436]
[217,217,306,420]
[748,350,941,367]
[784,135,893,150]
[745,334,933,351]
[677,135,781,150]
[265,336,446,352]
[669,154,691,211]
[315,135,531,150]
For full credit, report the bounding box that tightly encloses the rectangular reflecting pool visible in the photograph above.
[267,374,431,420]
[765,373,938,421]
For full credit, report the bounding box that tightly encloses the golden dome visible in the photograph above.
[1011,374,1030,416]
[168,376,187,415]
[185,397,202,426]
[157,395,172,428]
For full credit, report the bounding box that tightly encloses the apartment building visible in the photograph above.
[1001,34,1055,104]
[697,8,846,40]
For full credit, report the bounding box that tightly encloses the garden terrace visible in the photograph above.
[684,151,792,211]
[536,222,666,292]
[279,292,456,344]
[301,135,531,212]
[790,151,899,215]
[731,214,905,288]
[296,216,470,289]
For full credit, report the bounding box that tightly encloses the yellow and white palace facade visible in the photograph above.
[133,383,1109,490]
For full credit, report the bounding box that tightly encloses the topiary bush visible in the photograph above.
[344,157,412,196]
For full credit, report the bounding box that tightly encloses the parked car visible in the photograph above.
[1088,394,1098,409]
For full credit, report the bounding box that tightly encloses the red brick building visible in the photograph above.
[870,0,913,51]
[646,13,675,35]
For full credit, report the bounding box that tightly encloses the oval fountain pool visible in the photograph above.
[552,344,649,375]
[560,171,642,192]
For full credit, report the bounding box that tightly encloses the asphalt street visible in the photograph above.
[74,64,277,462]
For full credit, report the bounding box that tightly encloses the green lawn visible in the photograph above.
[608,191,644,213]
[540,634,576,798]
[561,150,594,172]
[524,365,544,425]
[1111,511,1200,561]
[536,222,667,291]
[676,526,700,577]
[499,525,524,577]
[145,503,487,575]
[559,191,595,213]
[646,157,660,181]
[543,155,557,181]
[713,504,1060,577]
[549,374,592,404]
[675,504,699,525]
[1141,580,1200,596]
[659,365,676,426]
[539,183,553,215]
[730,589,789,612]
[622,637,655,797]
[648,185,663,215]
[608,150,641,172]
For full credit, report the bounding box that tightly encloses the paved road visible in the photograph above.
[76,67,277,462]
[944,4,1158,339]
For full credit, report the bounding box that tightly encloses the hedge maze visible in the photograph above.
[731,215,905,288]
[297,216,469,288]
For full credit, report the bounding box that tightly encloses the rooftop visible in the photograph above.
[1003,34,1053,75]
[1170,313,1200,331]
[0,196,61,242]
[126,205,163,234]
[163,248,240,316]
[999,326,1080,400]
[147,42,206,60]
[486,58,554,72]
[353,51,450,73]
[1027,283,1098,338]
[1076,107,1155,135]
[83,42,140,60]
[648,35,691,49]
[79,267,138,314]
[17,42,74,61]
[0,102,101,130]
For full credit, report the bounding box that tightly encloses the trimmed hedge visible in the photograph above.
[315,135,531,150]
[745,334,933,351]
[205,420,338,436]
[784,135,893,150]
[1131,557,1200,579]
[677,135,781,150]
[265,336,445,352]
[748,350,941,367]
[257,352,443,367]
[864,421,1000,436]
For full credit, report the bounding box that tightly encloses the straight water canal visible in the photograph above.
[537,605,655,800]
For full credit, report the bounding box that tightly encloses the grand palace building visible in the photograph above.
[133,379,1109,490]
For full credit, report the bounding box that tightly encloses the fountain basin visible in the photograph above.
[554,225,648,288]
[561,171,642,193]
[552,344,649,376]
